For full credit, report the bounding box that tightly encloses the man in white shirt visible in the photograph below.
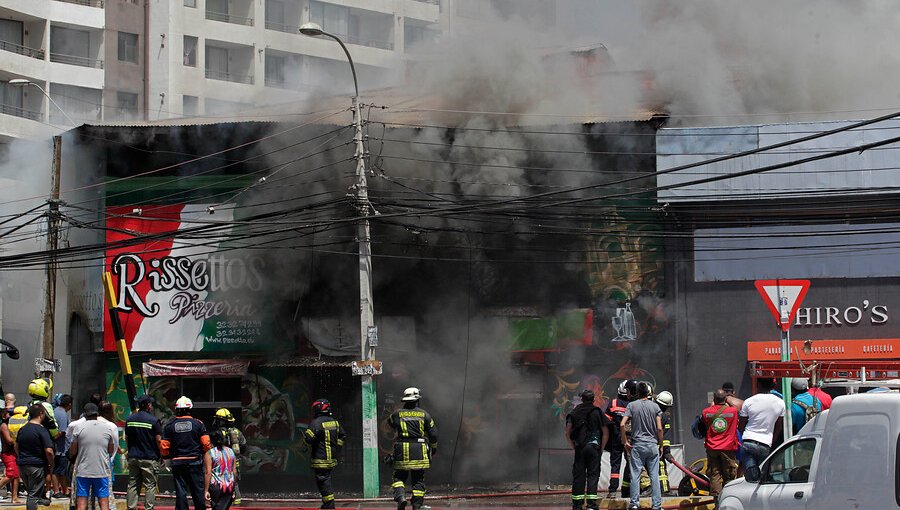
[738,378,785,481]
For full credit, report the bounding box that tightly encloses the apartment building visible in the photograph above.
[0,0,444,138]
[0,0,105,142]
[148,0,443,119]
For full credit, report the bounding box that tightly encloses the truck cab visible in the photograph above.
[719,393,900,510]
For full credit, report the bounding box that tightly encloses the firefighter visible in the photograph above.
[160,396,211,510]
[654,390,676,495]
[604,379,635,497]
[303,399,345,509]
[211,408,246,505]
[388,387,438,510]
[25,378,58,437]
[566,390,609,510]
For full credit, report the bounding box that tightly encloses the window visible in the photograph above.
[48,83,101,123]
[205,46,228,77]
[116,92,138,119]
[266,0,285,24]
[184,0,196,6]
[183,95,198,116]
[183,36,198,66]
[265,54,285,86]
[51,27,90,58]
[762,438,816,484]
[0,82,23,110]
[0,19,24,46]
[117,32,138,63]
[207,0,228,15]
[309,1,348,36]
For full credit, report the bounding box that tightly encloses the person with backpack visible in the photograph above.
[566,390,610,510]
[304,399,346,510]
[701,389,740,498]
[789,378,822,434]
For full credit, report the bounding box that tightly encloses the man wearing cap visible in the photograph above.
[70,403,116,510]
[125,395,162,510]
[565,390,609,510]
[789,378,822,434]
[388,387,438,510]
[161,396,211,510]
[16,404,55,510]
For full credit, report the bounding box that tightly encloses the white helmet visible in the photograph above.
[402,387,421,402]
[655,390,674,407]
[175,396,193,409]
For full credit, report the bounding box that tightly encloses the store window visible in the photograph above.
[172,377,242,425]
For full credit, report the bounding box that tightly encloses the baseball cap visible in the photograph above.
[791,377,809,391]
[136,395,155,406]
[83,402,99,417]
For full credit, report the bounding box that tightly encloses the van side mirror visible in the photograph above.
[745,463,763,483]
[0,339,19,360]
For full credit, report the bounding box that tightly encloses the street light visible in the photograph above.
[300,22,380,498]
[8,79,77,126]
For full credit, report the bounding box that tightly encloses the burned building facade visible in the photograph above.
[58,110,677,491]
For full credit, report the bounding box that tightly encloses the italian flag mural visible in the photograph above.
[103,204,268,352]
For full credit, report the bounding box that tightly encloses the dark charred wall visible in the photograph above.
[72,118,674,491]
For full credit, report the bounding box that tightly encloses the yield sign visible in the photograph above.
[754,279,811,332]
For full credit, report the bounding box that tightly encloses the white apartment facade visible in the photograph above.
[150,0,443,119]
[0,0,105,142]
[0,0,444,138]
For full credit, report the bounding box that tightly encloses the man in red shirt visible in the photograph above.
[702,389,740,497]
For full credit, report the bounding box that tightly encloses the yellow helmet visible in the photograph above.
[214,408,234,423]
[27,378,52,400]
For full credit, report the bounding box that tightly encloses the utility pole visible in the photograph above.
[298,23,379,497]
[353,95,380,499]
[41,136,61,362]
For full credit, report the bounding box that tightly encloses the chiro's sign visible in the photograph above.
[103,204,269,352]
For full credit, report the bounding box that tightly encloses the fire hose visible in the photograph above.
[669,457,711,487]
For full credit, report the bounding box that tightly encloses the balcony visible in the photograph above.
[343,34,393,51]
[264,20,299,34]
[54,0,104,6]
[50,52,104,69]
[205,69,254,84]
[0,104,42,122]
[0,40,45,60]
[206,10,254,26]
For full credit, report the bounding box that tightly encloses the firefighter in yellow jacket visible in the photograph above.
[303,399,345,509]
[388,387,438,510]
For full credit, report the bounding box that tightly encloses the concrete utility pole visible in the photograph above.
[41,136,62,361]
[299,22,380,498]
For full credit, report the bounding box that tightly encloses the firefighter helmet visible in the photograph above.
[27,378,52,400]
[655,390,674,407]
[214,408,235,423]
[402,387,421,401]
[618,379,637,398]
[311,399,331,414]
[580,389,595,402]
[175,396,193,410]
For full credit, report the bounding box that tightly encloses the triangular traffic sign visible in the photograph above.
[754,279,811,332]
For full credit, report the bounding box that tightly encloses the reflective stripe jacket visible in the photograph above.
[160,415,211,465]
[389,405,438,470]
[660,411,672,456]
[604,398,628,447]
[304,414,345,469]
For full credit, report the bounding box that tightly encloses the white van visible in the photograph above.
[719,393,899,510]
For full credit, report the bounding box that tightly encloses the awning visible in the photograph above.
[142,359,250,377]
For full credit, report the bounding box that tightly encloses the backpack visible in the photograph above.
[690,415,706,440]
[569,406,601,446]
[7,405,29,440]
[793,396,820,424]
